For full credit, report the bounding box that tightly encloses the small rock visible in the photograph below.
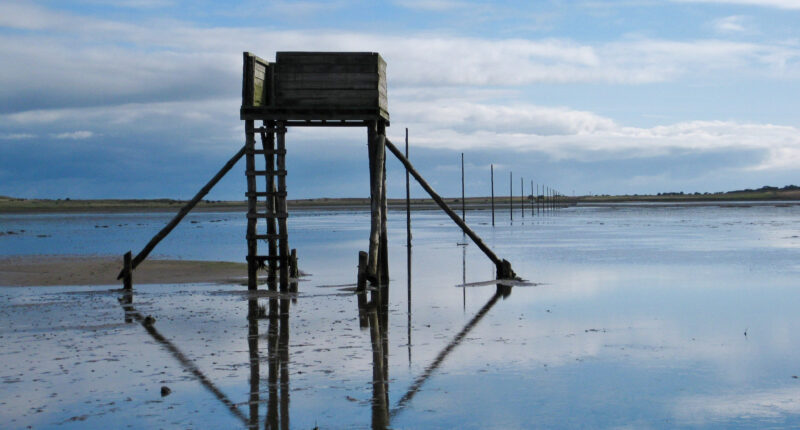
[143,316,156,326]
[160,386,171,397]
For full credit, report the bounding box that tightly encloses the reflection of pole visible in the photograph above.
[117,293,249,426]
[279,297,290,430]
[462,244,466,310]
[247,299,260,430]
[266,297,279,430]
[368,303,389,429]
[391,285,509,418]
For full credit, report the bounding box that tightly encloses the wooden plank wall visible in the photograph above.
[274,52,387,115]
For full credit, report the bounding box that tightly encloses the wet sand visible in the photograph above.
[0,255,247,287]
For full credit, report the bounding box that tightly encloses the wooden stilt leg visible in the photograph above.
[378,120,389,285]
[262,120,278,287]
[245,119,258,291]
[366,121,382,284]
[276,122,289,292]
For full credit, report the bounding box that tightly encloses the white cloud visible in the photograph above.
[388,98,800,170]
[0,133,35,140]
[713,15,749,33]
[393,0,470,11]
[674,0,800,9]
[53,131,94,140]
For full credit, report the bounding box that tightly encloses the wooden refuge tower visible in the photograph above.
[241,52,390,291]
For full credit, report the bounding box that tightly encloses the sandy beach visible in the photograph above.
[0,255,248,287]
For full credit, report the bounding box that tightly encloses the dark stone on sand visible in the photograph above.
[161,386,171,397]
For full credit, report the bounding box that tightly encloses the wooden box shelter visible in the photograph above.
[241,52,389,122]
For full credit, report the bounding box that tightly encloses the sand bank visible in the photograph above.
[0,255,248,287]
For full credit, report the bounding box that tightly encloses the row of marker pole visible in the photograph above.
[466,153,567,227]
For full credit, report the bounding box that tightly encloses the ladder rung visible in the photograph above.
[248,127,276,134]
[248,234,285,241]
[247,212,288,219]
[246,149,287,156]
[245,170,287,176]
[245,191,288,198]
[247,255,282,262]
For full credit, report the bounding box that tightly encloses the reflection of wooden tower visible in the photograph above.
[241,52,390,291]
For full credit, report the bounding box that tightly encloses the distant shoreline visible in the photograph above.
[1,188,798,214]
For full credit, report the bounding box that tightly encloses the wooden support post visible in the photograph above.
[490,164,495,227]
[123,251,132,290]
[357,250,368,292]
[384,138,516,280]
[367,121,388,284]
[245,119,259,291]
[117,145,246,280]
[379,121,389,285]
[289,249,298,278]
[262,120,278,285]
[276,122,289,292]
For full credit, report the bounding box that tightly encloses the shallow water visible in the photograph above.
[2,202,800,428]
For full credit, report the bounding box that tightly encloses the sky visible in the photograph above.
[0,0,798,199]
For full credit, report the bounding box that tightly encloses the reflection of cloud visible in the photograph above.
[674,387,800,424]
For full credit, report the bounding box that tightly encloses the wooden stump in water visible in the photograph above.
[123,251,132,290]
[357,251,368,292]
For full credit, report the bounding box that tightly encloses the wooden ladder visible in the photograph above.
[244,120,290,291]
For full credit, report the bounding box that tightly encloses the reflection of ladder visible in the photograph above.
[245,120,290,291]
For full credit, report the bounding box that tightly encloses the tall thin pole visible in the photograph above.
[461,153,465,222]
[490,164,495,227]
[520,177,524,219]
[530,180,534,216]
[509,171,513,221]
[405,128,411,366]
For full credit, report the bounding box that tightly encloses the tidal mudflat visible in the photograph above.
[1,202,800,428]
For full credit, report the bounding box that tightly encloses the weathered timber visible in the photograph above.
[289,249,298,278]
[245,120,258,290]
[117,145,246,280]
[379,126,389,285]
[242,52,270,108]
[357,250,368,292]
[242,52,388,122]
[384,138,516,279]
[276,122,289,291]
[366,121,386,284]
[261,122,278,284]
